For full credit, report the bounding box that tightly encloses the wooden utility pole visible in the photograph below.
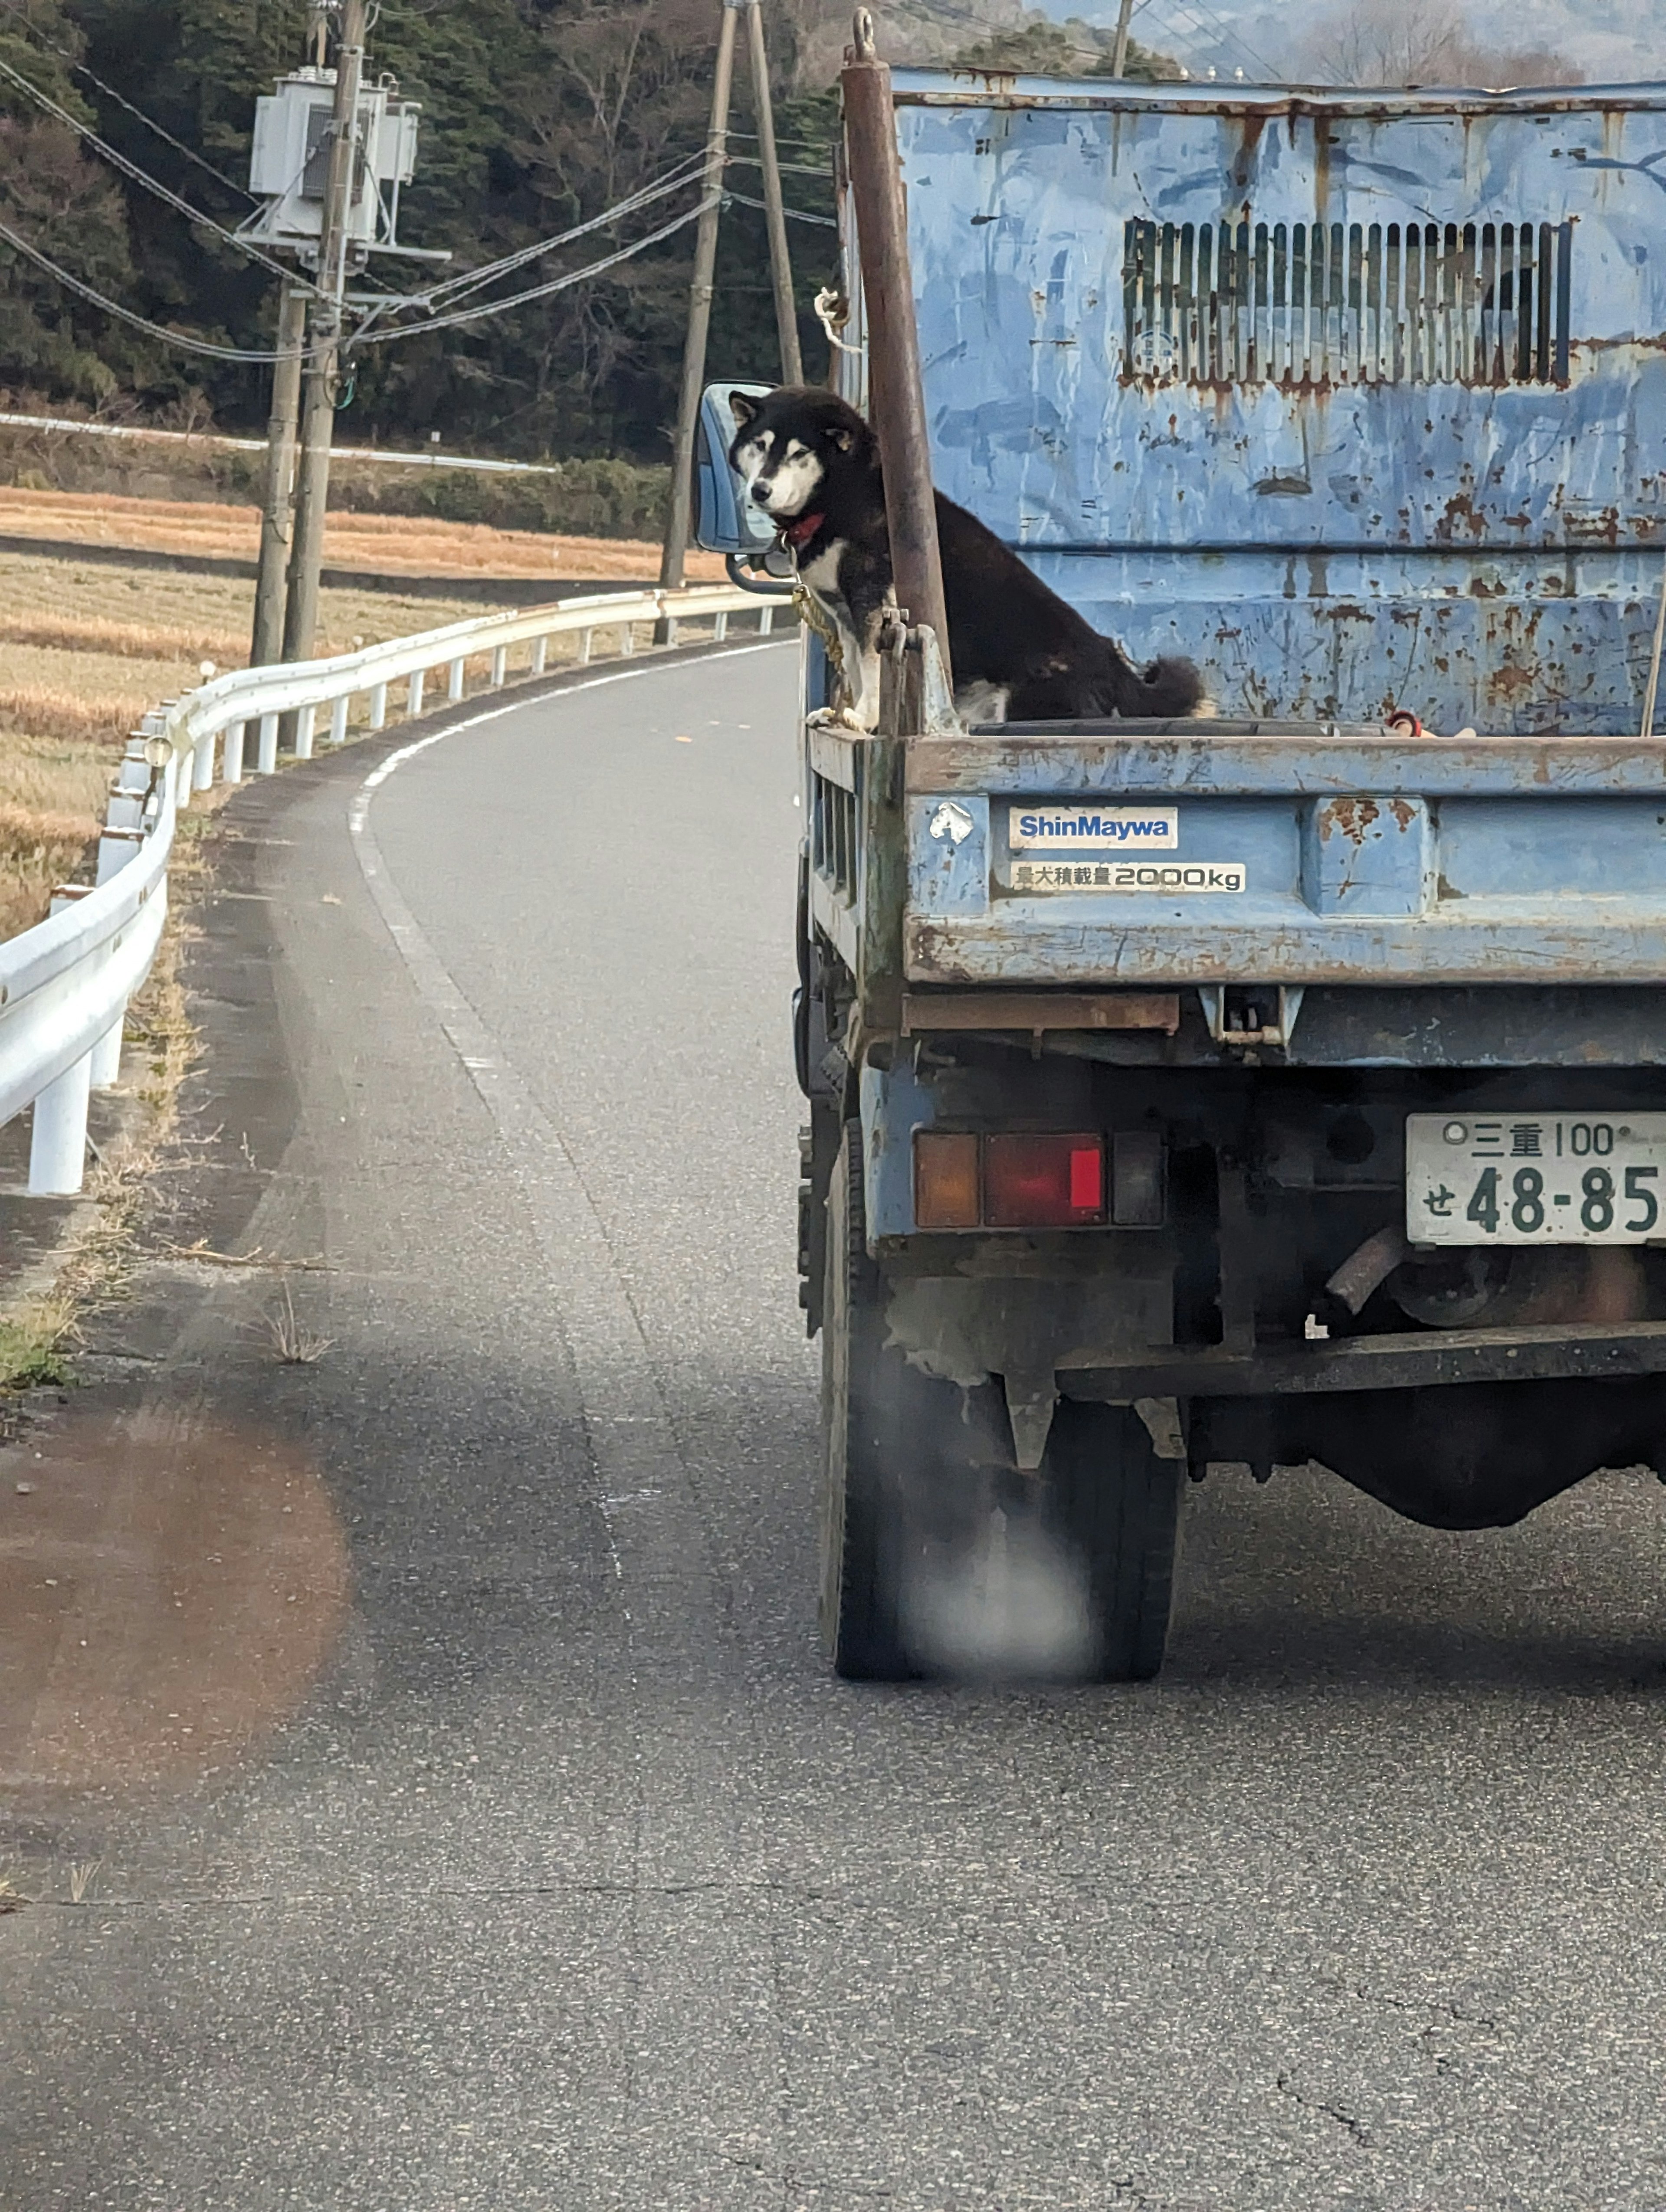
[659,0,741,595]
[282,0,367,665]
[840,7,952,688]
[1111,0,1136,77]
[249,277,307,665]
[744,0,802,385]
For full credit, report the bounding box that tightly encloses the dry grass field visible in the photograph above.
[0,485,725,584]
[0,489,738,941]
[0,547,525,940]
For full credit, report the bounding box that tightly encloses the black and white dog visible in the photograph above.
[727,385,1203,729]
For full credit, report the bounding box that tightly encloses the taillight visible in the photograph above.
[913,1129,1163,1230]
[914,1131,980,1229]
[985,1133,1105,1227]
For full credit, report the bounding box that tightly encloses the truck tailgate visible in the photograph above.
[898,725,1666,988]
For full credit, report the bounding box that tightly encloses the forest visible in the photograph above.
[0,0,1173,463]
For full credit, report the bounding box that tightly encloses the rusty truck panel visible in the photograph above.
[877,76,1666,735]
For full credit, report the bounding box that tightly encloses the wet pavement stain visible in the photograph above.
[1,1405,349,1793]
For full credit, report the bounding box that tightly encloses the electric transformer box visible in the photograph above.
[248,69,419,249]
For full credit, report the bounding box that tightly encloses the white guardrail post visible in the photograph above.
[0,583,785,1195]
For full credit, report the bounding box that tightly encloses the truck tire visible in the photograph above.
[1041,1400,1182,1682]
[819,1119,920,1679]
[818,1119,1183,1682]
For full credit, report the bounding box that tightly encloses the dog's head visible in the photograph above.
[727,387,874,538]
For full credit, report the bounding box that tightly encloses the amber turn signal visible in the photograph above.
[914,1130,981,1228]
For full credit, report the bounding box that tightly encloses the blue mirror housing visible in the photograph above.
[695,381,777,554]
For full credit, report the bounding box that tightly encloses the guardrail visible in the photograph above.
[1,582,781,1197]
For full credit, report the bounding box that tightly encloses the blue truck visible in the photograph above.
[701,47,1666,1681]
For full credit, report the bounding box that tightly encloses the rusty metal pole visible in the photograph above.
[1110,0,1136,78]
[839,8,951,692]
[744,0,803,385]
[658,0,741,597]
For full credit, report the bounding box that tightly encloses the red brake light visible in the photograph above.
[984,1133,1105,1227]
[1069,1145,1103,1211]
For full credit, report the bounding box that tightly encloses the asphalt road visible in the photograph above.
[5,641,1666,2211]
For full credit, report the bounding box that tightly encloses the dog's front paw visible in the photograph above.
[806,705,868,731]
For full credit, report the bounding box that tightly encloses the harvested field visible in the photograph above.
[0,485,726,584]
[0,547,531,939]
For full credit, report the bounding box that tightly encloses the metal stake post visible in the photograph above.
[745,0,803,384]
[1110,0,1136,77]
[283,0,368,667]
[839,8,952,690]
[659,0,741,599]
[250,276,308,665]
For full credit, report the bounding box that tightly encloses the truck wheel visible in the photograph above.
[819,1119,920,1679]
[818,1120,1182,1682]
[1042,1400,1182,1682]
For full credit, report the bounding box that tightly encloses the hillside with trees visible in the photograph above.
[0,0,1173,464]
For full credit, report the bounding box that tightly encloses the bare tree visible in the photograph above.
[1305,0,1583,87]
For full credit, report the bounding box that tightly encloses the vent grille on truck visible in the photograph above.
[1121,217,1573,388]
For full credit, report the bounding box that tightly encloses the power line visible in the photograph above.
[0,0,258,203]
[416,154,711,311]
[350,196,721,346]
[71,59,258,203]
[1132,0,1281,81]
[726,150,831,180]
[723,187,836,228]
[0,216,317,362]
[0,52,293,281]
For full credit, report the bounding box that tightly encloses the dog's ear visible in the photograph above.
[728,390,761,428]
[830,426,856,453]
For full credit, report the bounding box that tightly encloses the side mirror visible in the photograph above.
[694,381,777,555]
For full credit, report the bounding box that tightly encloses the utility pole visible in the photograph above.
[1110,0,1136,77]
[249,276,307,665]
[282,0,367,666]
[744,0,802,385]
[659,0,741,596]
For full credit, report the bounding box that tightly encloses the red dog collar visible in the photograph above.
[780,510,826,552]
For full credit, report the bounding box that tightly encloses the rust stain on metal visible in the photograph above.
[1322,796,1381,844]
[1434,493,1488,545]
[1388,797,1416,831]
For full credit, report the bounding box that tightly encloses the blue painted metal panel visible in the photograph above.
[907,792,990,914]
[860,1056,937,1239]
[882,77,1666,734]
[902,736,1666,984]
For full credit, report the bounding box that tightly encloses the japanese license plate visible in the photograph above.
[1405,1113,1666,1245]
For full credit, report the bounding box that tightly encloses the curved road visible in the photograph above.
[5,641,1666,2209]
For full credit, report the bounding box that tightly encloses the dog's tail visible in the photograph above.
[1108,651,1204,720]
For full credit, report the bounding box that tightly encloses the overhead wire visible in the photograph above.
[0,52,294,280]
[725,151,832,179]
[349,195,721,347]
[73,64,259,203]
[723,187,836,228]
[0,0,259,203]
[0,215,319,362]
[413,152,711,311]
[1122,0,1282,81]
